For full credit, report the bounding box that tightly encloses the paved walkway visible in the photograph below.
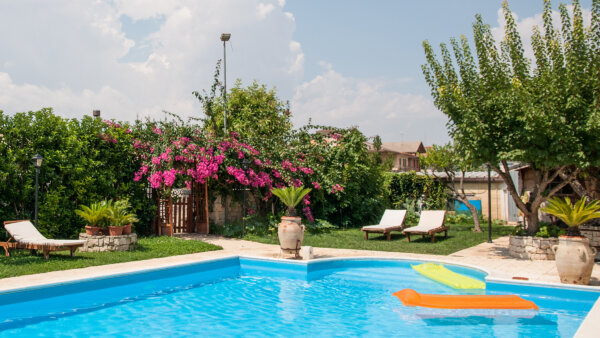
[179,234,600,286]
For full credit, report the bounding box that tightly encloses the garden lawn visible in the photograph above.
[245,223,514,255]
[0,236,221,279]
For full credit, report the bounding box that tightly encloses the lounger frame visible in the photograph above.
[361,210,407,241]
[1,220,84,259]
[404,225,450,243]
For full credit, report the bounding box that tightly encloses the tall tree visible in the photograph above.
[420,144,482,232]
[422,0,600,234]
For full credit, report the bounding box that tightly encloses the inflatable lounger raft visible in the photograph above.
[393,289,539,318]
[412,263,485,289]
[393,289,538,310]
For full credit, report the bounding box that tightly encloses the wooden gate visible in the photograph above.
[153,182,209,235]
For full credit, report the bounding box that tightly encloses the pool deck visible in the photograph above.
[0,235,599,337]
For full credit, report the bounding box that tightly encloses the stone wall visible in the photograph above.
[581,225,600,260]
[209,195,243,226]
[79,233,137,252]
[509,235,559,260]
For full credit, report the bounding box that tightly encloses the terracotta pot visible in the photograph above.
[278,216,305,257]
[108,226,123,236]
[551,236,597,285]
[85,226,102,236]
[122,224,132,235]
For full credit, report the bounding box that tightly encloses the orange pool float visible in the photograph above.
[393,289,538,310]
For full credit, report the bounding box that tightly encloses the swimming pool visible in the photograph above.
[0,257,598,337]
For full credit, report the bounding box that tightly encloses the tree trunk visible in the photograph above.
[559,171,590,199]
[455,196,482,232]
[526,210,539,236]
[466,203,482,232]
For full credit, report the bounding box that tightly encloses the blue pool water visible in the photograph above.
[0,257,598,337]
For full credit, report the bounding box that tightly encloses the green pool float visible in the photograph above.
[412,263,485,289]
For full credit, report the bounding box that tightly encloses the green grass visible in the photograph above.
[245,223,514,256]
[0,236,221,279]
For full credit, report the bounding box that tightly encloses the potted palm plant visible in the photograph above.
[271,186,311,257]
[75,202,108,235]
[542,197,600,284]
[106,199,139,236]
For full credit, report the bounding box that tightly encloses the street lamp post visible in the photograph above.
[32,154,44,228]
[487,163,492,243]
[220,33,231,135]
[241,158,250,237]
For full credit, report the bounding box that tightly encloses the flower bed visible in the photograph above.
[508,235,559,260]
[79,233,137,252]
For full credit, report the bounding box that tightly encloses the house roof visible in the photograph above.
[380,141,426,154]
[421,170,503,182]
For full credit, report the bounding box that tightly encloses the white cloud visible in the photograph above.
[257,3,276,19]
[0,0,302,121]
[291,67,448,145]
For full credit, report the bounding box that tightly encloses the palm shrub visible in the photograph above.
[271,186,311,217]
[106,199,139,226]
[541,197,600,236]
[75,202,108,228]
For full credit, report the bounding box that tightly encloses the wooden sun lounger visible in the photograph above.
[403,210,448,243]
[1,220,86,259]
[361,210,407,241]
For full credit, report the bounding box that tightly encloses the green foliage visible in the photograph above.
[305,219,338,234]
[74,202,108,228]
[535,224,564,238]
[292,127,390,227]
[0,109,155,239]
[394,198,420,225]
[271,186,312,216]
[446,212,473,225]
[421,0,600,234]
[387,172,447,210]
[541,196,600,227]
[195,77,292,149]
[105,199,139,226]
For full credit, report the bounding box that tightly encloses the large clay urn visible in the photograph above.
[278,216,305,257]
[552,236,597,285]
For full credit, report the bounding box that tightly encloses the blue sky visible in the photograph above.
[0,0,593,145]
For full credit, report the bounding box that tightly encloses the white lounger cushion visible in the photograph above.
[362,210,407,230]
[5,221,86,246]
[403,210,446,233]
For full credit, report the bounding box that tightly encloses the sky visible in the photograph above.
[0,0,593,145]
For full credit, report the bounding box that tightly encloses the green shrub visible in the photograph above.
[387,172,447,211]
[0,109,154,239]
[305,219,338,234]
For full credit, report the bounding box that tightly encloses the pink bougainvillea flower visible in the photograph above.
[331,184,344,194]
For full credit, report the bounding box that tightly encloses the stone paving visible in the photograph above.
[180,234,600,286]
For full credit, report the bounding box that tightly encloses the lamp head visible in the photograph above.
[220,33,231,42]
[241,158,250,169]
[32,153,44,168]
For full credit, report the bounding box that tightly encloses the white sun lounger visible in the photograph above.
[1,220,86,259]
[361,209,407,241]
[403,210,448,243]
